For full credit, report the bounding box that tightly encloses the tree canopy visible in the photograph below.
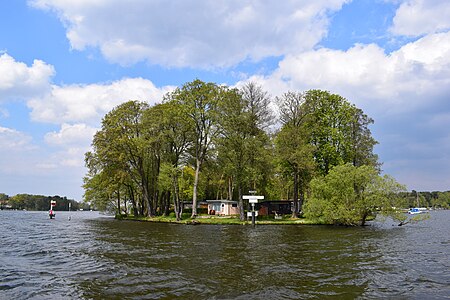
[304,164,406,226]
[83,79,429,225]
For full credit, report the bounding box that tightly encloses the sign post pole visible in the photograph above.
[251,202,256,227]
[243,194,264,227]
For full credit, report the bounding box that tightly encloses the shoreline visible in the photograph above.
[118,214,326,225]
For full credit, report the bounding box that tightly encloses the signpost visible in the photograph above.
[243,194,264,227]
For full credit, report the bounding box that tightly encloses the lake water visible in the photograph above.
[0,210,449,299]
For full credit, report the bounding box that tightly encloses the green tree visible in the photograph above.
[276,91,315,217]
[168,80,222,218]
[146,101,192,220]
[304,90,379,175]
[304,164,406,226]
[215,83,273,220]
[85,100,155,216]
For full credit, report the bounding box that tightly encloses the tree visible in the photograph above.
[168,80,222,218]
[304,164,406,226]
[215,83,273,220]
[276,91,315,217]
[146,101,192,220]
[303,90,379,175]
[240,82,274,199]
[85,100,155,216]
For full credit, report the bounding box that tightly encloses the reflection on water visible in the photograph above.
[0,210,449,299]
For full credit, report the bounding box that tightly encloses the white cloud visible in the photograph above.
[45,123,97,146]
[28,77,174,124]
[246,31,450,115]
[238,30,450,190]
[29,78,174,169]
[44,123,97,168]
[0,53,54,102]
[390,0,450,36]
[29,0,349,68]
[0,126,34,150]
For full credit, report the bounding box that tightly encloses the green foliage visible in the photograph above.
[4,194,83,211]
[303,90,379,175]
[304,164,406,226]
[82,81,404,225]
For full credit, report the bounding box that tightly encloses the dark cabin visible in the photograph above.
[257,201,292,216]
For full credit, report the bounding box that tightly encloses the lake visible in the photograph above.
[1,210,449,299]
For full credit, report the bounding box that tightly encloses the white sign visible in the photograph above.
[243,195,264,203]
[247,211,259,217]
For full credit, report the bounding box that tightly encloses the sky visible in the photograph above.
[0,0,449,201]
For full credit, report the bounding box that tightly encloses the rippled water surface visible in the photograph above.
[1,210,449,299]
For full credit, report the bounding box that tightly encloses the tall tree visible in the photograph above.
[86,101,156,216]
[276,91,315,217]
[146,101,192,220]
[303,90,379,175]
[240,82,274,197]
[215,83,273,220]
[168,80,221,218]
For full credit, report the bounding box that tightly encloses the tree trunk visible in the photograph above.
[191,158,201,218]
[123,190,127,215]
[128,185,138,216]
[299,189,305,216]
[228,176,233,201]
[173,174,181,221]
[238,183,245,221]
[360,211,369,226]
[142,177,153,217]
[117,190,121,216]
[292,171,299,218]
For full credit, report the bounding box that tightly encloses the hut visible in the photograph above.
[206,200,239,216]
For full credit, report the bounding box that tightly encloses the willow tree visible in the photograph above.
[168,80,222,218]
[304,163,406,226]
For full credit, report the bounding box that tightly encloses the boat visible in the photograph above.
[408,208,422,215]
[408,191,427,215]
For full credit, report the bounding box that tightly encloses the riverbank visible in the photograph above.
[118,214,327,225]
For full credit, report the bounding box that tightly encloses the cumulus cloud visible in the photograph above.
[238,29,450,190]
[44,123,98,167]
[246,31,450,115]
[29,0,349,68]
[0,53,54,102]
[28,77,174,124]
[0,126,34,150]
[45,123,97,146]
[391,0,450,36]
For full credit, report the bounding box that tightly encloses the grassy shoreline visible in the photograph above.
[118,214,326,225]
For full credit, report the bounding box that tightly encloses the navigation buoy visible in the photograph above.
[49,200,56,219]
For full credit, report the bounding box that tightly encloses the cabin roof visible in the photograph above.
[206,200,238,204]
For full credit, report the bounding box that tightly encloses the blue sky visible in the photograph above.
[1,0,449,200]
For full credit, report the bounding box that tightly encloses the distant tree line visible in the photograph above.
[399,191,450,209]
[0,193,90,211]
[83,79,448,225]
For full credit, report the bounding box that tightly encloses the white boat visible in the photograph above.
[408,208,422,215]
[408,191,428,215]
